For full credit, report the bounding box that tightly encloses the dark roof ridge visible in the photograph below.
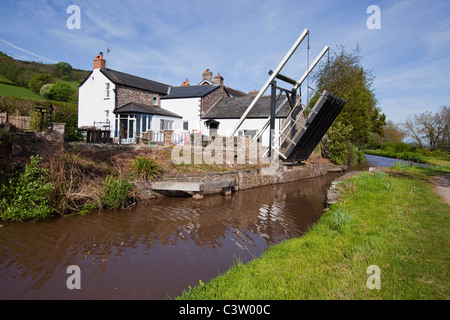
[100,68,171,95]
[161,85,220,99]
[114,102,182,118]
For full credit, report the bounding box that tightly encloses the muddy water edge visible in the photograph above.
[0,159,381,300]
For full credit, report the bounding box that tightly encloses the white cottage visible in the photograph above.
[161,69,246,135]
[78,53,181,143]
[201,95,290,147]
[78,55,285,147]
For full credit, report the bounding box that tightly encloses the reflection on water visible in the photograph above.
[0,172,336,300]
[0,154,399,300]
[364,154,429,168]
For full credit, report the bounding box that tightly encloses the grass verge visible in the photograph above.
[178,165,450,300]
[0,82,45,100]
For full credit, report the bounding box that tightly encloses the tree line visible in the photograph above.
[310,45,448,165]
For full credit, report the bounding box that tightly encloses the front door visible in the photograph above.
[128,117,136,143]
[119,116,136,144]
[209,122,219,136]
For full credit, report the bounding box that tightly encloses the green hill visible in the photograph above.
[0,51,90,104]
[0,52,89,139]
[0,82,45,100]
[0,74,15,84]
[0,51,90,87]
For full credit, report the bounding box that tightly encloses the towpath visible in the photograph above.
[433,174,450,206]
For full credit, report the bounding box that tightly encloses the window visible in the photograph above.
[105,83,110,98]
[148,116,153,130]
[238,130,257,138]
[160,119,174,131]
[244,130,257,139]
[136,115,141,136]
[142,115,147,133]
[153,96,158,106]
[183,121,189,131]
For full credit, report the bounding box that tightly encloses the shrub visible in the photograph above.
[0,155,55,221]
[132,157,161,180]
[100,175,134,210]
[381,141,395,152]
[46,82,74,102]
[331,207,355,234]
[40,83,53,97]
[325,122,353,165]
[394,142,412,153]
[348,144,365,166]
[28,73,53,93]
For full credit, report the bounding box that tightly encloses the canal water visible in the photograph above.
[0,155,414,299]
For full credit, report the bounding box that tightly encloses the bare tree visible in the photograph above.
[383,120,405,144]
[402,106,449,151]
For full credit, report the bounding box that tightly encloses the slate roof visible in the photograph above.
[202,95,291,119]
[113,102,182,118]
[161,85,220,99]
[224,87,247,97]
[100,69,171,95]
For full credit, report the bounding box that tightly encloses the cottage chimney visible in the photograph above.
[181,79,190,87]
[93,52,106,69]
[202,69,213,83]
[213,73,224,86]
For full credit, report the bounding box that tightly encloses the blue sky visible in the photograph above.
[0,0,449,123]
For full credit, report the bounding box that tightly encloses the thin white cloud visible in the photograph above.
[0,38,57,63]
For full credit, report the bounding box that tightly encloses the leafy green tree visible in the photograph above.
[313,45,385,147]
[53,62,72,79]
[28,73,53,93]
[46,82,75,102]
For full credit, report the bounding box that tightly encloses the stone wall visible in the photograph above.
[135,162,334,200]
[237,163,331,190]
[11,123,65,163]
[116,85,162,107]
[200,85,229,116]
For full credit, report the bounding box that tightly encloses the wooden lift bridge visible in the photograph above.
[230,28,347,162]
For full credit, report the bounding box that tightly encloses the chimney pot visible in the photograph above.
[202,69,213,83]
[213,73,224,86]
[93,53,106,70]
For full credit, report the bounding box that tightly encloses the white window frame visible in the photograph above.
[160,119,174,131]
[105,83,110,99]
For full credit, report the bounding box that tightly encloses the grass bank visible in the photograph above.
[178,164,450,300]
[0,82,45,100]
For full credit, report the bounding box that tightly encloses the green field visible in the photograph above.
[0,82,45,100]
[0,74,15,84]
[178,165,450,300]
